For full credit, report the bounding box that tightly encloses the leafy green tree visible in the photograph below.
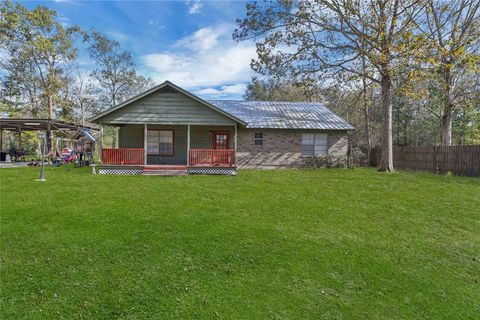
[419,0,480,145]
[399,0,480,146]
[0,0,79,152]
[235,0,424,172]
[452,92,480,145]
[86,31,154,108]
[244,78,320,101]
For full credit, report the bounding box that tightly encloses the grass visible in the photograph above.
[0,167,479,319]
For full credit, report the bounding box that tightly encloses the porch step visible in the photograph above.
[142,169,187,176]
[144,165,187,170]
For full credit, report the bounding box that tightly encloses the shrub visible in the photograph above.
[302,155,347,169]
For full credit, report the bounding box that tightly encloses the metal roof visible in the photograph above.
[88,80,352,130]
[0,118,98,132]
[207,100,354,130]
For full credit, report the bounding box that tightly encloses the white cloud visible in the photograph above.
[194,83,247,98]
[188,0,203,14]
[175,27,220,52]
[140,24,256,98]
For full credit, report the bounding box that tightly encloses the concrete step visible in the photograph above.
[142,170,187,176]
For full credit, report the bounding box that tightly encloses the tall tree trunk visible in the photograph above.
[112,88,116,107]
[441,104,453,145]
[80,102,85,126]
[46,95,53,155]
[441,67,454,145]
[379,72,394,172]
[362,76,372,165]
[360,46,372,165]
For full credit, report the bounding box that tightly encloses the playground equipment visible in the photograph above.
[52,129,96,169]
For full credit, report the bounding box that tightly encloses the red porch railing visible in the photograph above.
[189,149,235,167]
[102,148,144,165]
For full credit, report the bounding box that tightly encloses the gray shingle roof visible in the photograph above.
[207,100,354,130]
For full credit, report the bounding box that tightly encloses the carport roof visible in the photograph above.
[0,118,98,132]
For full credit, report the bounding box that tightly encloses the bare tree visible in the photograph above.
[235,0,424,172]
[420,0,480,145]
[71,68,97,125]
[86,31,140,108]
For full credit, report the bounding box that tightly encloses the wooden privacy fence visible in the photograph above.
[371,145,480,177]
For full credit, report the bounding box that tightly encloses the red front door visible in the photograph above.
[212,131,229,149]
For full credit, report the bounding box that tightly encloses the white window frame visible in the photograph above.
[302,133,328,157]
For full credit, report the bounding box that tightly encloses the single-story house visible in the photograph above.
[90,81,353,175]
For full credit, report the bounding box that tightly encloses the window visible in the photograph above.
[147,130,174,155]
[254,132,263,145]
[302,133,328,156]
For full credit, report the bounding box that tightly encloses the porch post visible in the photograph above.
[234,123,237,165]
[187,124,191,167]
[115,127,119,148]
[18,126,22,150]
[99,125,103,163]
[144,124,148,166]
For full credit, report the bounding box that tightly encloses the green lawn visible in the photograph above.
[0,167,479,319]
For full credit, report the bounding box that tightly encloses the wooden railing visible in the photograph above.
[102,148,144,165]
[189,149,235,167]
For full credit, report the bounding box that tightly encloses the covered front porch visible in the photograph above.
[98,124,237,174]
[89,81,247,175]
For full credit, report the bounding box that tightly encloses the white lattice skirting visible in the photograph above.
[98,168,237,176]
[99,169,143,175]
[188,168,237,175]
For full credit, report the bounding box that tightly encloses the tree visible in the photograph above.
[70,68,98,125]
[1,0,79,152]
[420,0,480,145]
[235,0,424,171]
[86,31,153,108]
[244,77,320,101]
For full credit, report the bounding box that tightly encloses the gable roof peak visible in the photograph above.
[89,81,246,125]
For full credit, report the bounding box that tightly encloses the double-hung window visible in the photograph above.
[254,132,263,145]
[302,133,328,156]
[147,130,174,155]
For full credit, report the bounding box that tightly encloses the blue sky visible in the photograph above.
[22,0,257,99]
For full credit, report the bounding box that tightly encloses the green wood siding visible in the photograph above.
[100,88,235,125]
[119,125,143,148]
[190,126,233,149]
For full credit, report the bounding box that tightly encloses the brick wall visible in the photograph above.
[236,128,348,169]
[327,132,349,156]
